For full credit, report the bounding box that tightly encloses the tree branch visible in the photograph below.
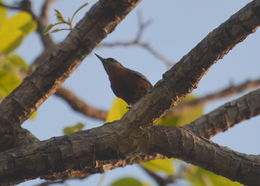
[166,78,260,116]
[40,0,58,28]
[0,0,142,151]
[119,0,260,130]
[55,87,107,120]
[1,0,107,122]
[0,123,259,185]
[183,88,260,138]
[101,13,174,67]
[53,78,260,121]
[0,1,259,185]
[141,166,174,186]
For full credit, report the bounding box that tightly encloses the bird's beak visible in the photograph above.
[95,53,105,63]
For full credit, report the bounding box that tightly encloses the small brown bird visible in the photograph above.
[95,54,153,105]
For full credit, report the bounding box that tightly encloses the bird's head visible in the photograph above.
[95,53,124,72]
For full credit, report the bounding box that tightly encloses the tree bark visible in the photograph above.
[0,0,142,151]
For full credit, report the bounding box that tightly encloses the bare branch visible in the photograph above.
[140,42,174,67]
[136,11,152,41]
[101,13,174,67]
[166,78,260,116]
[141,166,174,186]
[184,88,260,138]
[40,0,58,28]
[55,87,107,120]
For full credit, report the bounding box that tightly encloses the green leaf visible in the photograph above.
[50,28,71,33]
[8,54,29,72]
[142,159,175,175]
[0,56,22,97]
[156,95,203,127]
[55,9,66,23]
[0,11,36,53]
[19,18,37,34]
[63,122,85,135]
[185,166,243,186]
[44,24,55,34]
[111,177,147,186]
[106,98,128,122]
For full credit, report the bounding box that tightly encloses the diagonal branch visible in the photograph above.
[166,78,260,116]
[55,87,107,120]
[102,13,174,67]
[54,78,260,121]
[0,0,142,151]
[1,0,107,122]
[183,88,260,138]
[119,0,260,130]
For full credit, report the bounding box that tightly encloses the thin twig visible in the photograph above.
[166,78,260,116]
[40,0,58,27]
[140,166,175,186]
[101,13,174,67]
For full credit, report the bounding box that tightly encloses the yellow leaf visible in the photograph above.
[106,98,128,122]
[0,12,36,53]
[0,1,7,24]
[142,159,175,175]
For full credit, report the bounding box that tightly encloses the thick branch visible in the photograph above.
[0,0,142,151]
[184,88,260,138]
[55,87,107,120]
[0,124,259,185]
[1,0,107,122]
[166,78,260,116]
[55,78,260,121]
[119,0,260,129]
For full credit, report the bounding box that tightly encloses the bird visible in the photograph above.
[95,53,153,106]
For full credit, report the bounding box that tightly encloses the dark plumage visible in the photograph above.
[95,54,152,105]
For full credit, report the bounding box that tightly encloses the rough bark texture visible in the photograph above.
[0,122,260,185]
[185,88,260,138]
[0,0,142,151]
[119,0,260,130]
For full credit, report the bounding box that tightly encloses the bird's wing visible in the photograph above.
[126,68,153,86]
